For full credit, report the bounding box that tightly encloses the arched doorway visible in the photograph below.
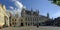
[21,23,23,26]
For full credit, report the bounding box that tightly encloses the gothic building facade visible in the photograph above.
[7,8,51,27]
[20,8,51,26]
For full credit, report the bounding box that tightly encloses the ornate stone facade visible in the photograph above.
[8,8,51,27]
[0,4,9,27]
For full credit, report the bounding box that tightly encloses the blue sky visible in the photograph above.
[0,0,60,18]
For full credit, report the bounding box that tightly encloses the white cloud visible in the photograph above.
[14,1,24,16]
[15,1,23,9]
[52,11,60,18]
[8,0,26,17]
[9,6,14,10]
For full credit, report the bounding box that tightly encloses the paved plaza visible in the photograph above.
[0,26,60,30]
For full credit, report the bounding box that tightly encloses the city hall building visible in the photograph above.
[0,4,51,27]
[7,8,51,27]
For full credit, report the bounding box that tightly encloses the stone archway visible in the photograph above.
[21,23,23,26]
[20,19,24,26]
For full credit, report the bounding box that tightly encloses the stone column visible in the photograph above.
[24,17,26,27]
[32,17,33,26]
[27,17,28,26]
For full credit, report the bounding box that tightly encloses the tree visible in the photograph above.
[54,17,60,26]
[49,0,60,6]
